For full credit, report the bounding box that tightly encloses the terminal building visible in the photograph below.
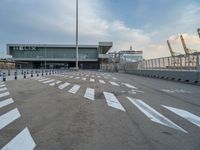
[7,42,112,69]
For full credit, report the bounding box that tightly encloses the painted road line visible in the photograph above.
[38,78,50,82]
[56,81,62,84]
[0,92,10,98]
[112,77,117,80]
[162,105,200,127]
[0,82,5,85]
[0,108,21,130]
[122,83,138,89]
[127,97,187,133]
[103,92,125,111]
[84,88,95,101]
[109,81,120,86]
[49,82,56,86]
[0,98,14,109]
[0,87,7,92]
[90,78,95,82]
[82,77,86,81]
[69,76,74,78]
[1,127,36,150]
[58,82,70,90]
[99,80,105,84]
[74,76,80,79]
[43,79,55,84]
[68,85,80,94]
[97,76,101,78]
[91,75,95,78]
[0,84,6,88]
[64,75,69,78]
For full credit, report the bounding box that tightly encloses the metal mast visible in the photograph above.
[75,0,79,70]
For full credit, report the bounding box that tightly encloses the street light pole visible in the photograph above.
[75,0,79,70]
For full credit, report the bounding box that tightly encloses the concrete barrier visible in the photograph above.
[126,69,200,85]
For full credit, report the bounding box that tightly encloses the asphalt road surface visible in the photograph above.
[0,70,200,150]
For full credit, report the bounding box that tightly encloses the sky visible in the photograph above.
[0,0,200,59]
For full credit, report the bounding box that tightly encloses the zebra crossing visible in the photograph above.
[33,76,200,134]
[0,82,36,149]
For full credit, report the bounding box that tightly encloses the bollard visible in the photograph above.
[3,72,6,81]
[27,69,29,74]
[37,71,39,77]
[0,71,1,77]
[31,70,33,77]
[14,71,17,80]
[21,69,23,74]
[46,71,48,75]
[24,72,26,79]
[42,70,44,76]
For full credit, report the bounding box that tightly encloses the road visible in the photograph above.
[0,70,200,150]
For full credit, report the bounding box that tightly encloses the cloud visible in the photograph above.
[0,0,200,59]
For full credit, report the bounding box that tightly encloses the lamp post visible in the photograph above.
[75,0,79,70]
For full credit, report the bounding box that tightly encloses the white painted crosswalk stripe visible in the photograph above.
[90,78,95,82]
[127,97,187,133]
[84,88,95,101]
[162,105,200,128]
[69,76,74,78]
[122,83,138,89]
[0,98,14,108]
[56,81,62,84]
[0,92,10,98]
[0,87,7,92]
[43,79,55,84]
[104,92,125,111]
[68,85,80,94]
[38,78,50,82]
[109,81,119,86]
[99,80,105,84]
[97,76,101,78]
[82,77,86,81]
[0,108,21,130]
[1,127,36,150]
[58,82,70,90]
[0,82,5,85]
[0,84,6,88]
[74,76,80,79]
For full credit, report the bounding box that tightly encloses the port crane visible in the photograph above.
[180,35,198,67]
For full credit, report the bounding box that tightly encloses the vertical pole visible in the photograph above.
[75,0,79,70]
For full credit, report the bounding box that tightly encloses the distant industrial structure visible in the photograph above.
[0,59,15,70]
[7,42,112,69]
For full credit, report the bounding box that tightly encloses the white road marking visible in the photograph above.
[58,82,70,90]
[38,78,50,82]
[109,81,120,86]
[64,75,69,78]
[112,77,117,80]
[43,79,55,84]
[0,98,14,108]
[0,108,21,130]
[68,85,80,94]
[122,83,138,89]
[127,97,187,133]
[0,92,10,98]
[90,78,95,82]
[103,76,108,79]
[91,75,95,78]
[162,105,200,127]
[99,80,105,84]
[0,84,6,88]
[74,77,80,79]
[82,77,86,81]
[0,82,5,85]
[56,81,62,84]
[103,92,125,111]
[0,87,7,92]
[49,82,56,86]
[84,88,95,101]
[1,127,36,150]
[69,76,74,78]
[97,76,101,78]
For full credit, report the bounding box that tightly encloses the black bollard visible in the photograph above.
[37,71,39,77]
[14,71,17,80]
[24,72,26,79]
[31,70,33,77]
[3,72,6,81]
